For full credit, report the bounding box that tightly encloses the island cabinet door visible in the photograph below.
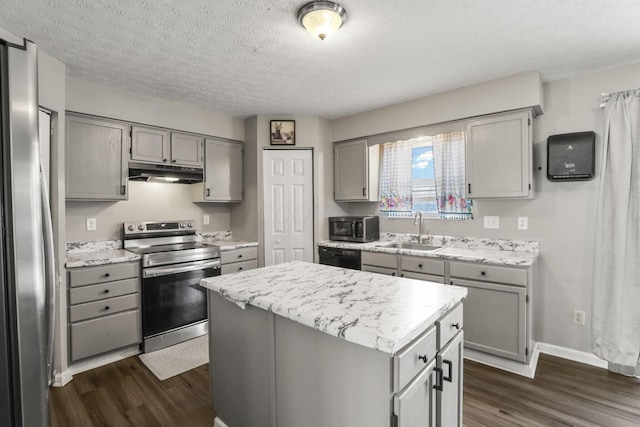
[436,331,463,427]
[393,359,437,427]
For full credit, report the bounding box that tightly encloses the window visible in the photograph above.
[379,132,473,219]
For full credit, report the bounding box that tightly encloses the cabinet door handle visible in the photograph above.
[443,359,453,382]
[172,159,177,163]
[452,322,460,330]
[121,185,126,195]
[468,183,471,194]
[400,273,404,277]
[449,280,454,285]
[362,187,366,197]
[163,158,168,162]
[433,367,444,391]
[391,272,396,276]
[418,354,428,364]
[206,188,211,197]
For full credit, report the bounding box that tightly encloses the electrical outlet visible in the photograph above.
[518,216,528,230]
[203,214,210,225]
[86,217,97,231]
[483,215,499,229]
[573,309,585,325]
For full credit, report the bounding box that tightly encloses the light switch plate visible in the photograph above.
[483,215,499,229]
[518,217,528,230]
[203,214,210,225]
[86,217,97,231]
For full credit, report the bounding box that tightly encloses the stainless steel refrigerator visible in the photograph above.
[0,38,55,427]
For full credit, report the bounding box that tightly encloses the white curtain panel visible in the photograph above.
[432,132,472,219]
[592,89,640,367]
[379,140,413,217]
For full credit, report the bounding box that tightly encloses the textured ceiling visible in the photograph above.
[1,0,639,119]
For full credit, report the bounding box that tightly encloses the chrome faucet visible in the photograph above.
[413,211,426,244]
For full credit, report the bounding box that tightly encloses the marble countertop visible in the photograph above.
[202,239,259,251]
[318,240,539,267]
[201,260,467,355]
[66,249,141,268]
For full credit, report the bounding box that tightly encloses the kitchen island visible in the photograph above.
[201,261,467,427]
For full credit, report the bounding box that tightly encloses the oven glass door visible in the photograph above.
[330,220,356,238]
[142,266,218,338]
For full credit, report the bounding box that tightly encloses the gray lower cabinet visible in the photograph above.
[208,292,462,427]
[68,262,141,362]
[66,113,129,200]
[361,251,446,284]
[220,246,258,275]
[449,261,529,363]
[361,251,398,276]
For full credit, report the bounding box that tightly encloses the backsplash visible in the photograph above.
[379,232,539,253]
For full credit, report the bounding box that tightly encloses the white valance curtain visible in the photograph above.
[432,132,473,219]
[379,140,413,217]
[592,89,640,367]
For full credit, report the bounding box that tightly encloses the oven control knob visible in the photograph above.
[179,222,186,228]
[127,225,134,231]
[187,221,194,228]
[138,224,144,231]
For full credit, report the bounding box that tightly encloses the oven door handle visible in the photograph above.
[143,259,221,278]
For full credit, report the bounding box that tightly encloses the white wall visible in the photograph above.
[333,62,640,354]
[65,78,246,242]
[232,116,348,265]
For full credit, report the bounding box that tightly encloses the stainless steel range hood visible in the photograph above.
[128,161,203,184]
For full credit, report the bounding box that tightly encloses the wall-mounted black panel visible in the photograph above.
[547,131,595,181]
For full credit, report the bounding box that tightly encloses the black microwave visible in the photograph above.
[329,216,379,243]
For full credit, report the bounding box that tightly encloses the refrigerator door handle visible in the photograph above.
[40,161,56,386]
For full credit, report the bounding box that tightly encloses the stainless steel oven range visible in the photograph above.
[123,220,220,353]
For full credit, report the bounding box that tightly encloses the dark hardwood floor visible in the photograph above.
[50,354,640,426]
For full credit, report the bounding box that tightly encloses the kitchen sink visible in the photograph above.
[376,242,443,251]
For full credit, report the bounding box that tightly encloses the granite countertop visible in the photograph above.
[66,249,141,268]
[318,239,539,267]
[201,260,467,355]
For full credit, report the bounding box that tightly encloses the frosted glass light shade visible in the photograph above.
[297,1,347,41]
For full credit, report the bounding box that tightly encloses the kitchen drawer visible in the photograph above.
[361,251,397,269]
[69,294,139,323]
[70,309,141,361]
[69,262,139,288]
[69,278,139,305]
[221,259,258,275]
[436,303,463,349]
[449,261,526,286]
[361,265,397,276]
[221,247,258,264]
[400,256,445,276]
[401,271,445,284]
[393,325,437,392]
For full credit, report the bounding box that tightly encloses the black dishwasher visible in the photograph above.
[318,246,361,270]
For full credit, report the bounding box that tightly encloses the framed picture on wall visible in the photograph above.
[270,120,296,145]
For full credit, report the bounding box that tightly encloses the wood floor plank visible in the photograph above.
[51,353,639,426]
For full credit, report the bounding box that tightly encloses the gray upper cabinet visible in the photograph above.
[465,109,533,199]
[334,139,380,202]
[130,125,171,164]
[192,138,243,202]
[171,132,204,167]
[66,113,128,201]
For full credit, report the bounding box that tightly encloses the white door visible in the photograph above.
[263,149,313,266]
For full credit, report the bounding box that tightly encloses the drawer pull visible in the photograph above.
[450,281,453,285]
[104,306,110,311]
[452,322,460,330]
[418,263,423,268]
[238,254,243,259]
[400,273,404,277]
[105,273,110,278]
[433,367,444,391]
[238,267,243,271]
[480,271,486,276]
[104,289,110,294]
[443,359,453,382]
[391,272,396,276]
[418,354,428,364]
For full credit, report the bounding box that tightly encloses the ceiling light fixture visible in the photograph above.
[297,1,347,41]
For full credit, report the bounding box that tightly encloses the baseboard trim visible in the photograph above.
[537,342,608,369]
[464,343,540,379]
[51,369,73,387]
[69,345,141,376]
[213,417,229,427]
